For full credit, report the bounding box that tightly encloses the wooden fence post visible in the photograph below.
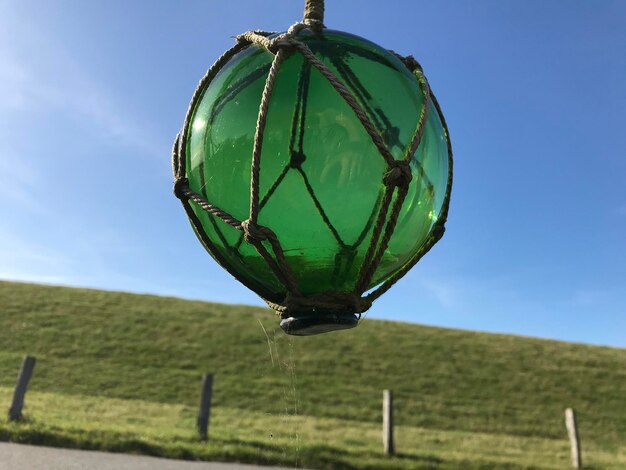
[565,408,582,468]
[383,389,394,455]
[8,355,36,422]
[197,373,213,441]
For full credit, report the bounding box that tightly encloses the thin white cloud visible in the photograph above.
[0,228,72,284]
[0,224,154,294]
[412,272,544,316]
[571,289,609,307]
[419,278,459,309]
[568,288,626,312]
[0,2,170,290]
[0,149,43,211]
[0,2,163,158]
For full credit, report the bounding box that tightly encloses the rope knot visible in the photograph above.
[266,35,296,54]
[384,160,412,188]
[173,178,189,199]
[431,222,446,239]
[289,150,306,169]
[402,55,423,73]
[352,296,372,314]
[339,244,357,255]
[240,219,269,244]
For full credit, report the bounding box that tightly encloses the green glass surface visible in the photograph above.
[185,29,449,299]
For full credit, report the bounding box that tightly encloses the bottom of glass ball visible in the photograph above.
[280,313,359,336]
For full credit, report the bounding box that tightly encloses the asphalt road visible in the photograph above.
[0,443,288,470]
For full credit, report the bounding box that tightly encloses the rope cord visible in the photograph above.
[303,0,324,30]
[172,3,453,320]
[249,47,288,226]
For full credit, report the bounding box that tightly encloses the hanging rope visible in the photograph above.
[173,0,453,320]
[303,0,324,30]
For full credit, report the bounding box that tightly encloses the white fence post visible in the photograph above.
[383,389,394,455]
[565,408,582,468]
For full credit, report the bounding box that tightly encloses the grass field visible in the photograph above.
[0,280,625,469]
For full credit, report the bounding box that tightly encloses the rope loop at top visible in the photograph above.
[303,0,324,31]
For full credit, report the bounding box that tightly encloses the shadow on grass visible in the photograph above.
[0,423,544,470]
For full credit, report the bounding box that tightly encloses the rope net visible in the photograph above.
[173,9,453,321]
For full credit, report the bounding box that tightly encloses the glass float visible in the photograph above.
[173,1,452,335]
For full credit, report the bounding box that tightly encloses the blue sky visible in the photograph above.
[1,0,624,347]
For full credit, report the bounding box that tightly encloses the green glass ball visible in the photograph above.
[183,29,450,303]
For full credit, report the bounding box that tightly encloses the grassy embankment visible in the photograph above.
[0,281,624,469]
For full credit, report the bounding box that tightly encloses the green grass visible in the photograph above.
[0,280,624,468]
